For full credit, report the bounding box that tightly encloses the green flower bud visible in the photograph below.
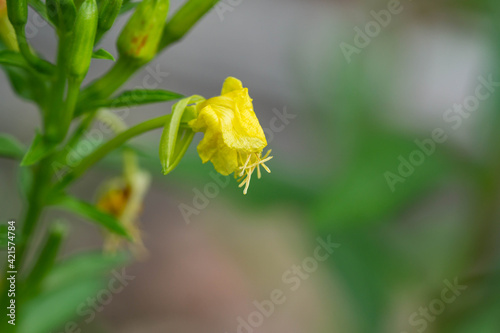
[98,0,122,32]
[117,0,169,65]
[46,0,77,32]
[6,0,27,27]
[0,0,18,50]
[159,0,218,50]
[66,0,98,80]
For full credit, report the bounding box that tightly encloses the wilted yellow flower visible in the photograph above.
[96,168,150,256]
[96,183,131,217]
[189,77,273,194]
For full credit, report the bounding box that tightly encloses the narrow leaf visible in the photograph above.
[21,132,58,166]
[80,89,184,111]
[1,64,47,103]
[159,95,203,174]
[162,128,195,175]
[21,251,128,332]
[43,252,129,291]
[20,279,104,333]
[92,48,116,61]
[0,133,25,159]
[49,195,131,239]
[120,0,139,14]
[0,50,30,70]
[28,0,55,27]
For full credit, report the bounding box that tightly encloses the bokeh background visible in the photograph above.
[2,0,500,332]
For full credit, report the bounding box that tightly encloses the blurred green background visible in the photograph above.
[1,0,500,332]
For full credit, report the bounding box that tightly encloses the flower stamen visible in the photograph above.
[239,153,253,177]
[236,150,273,194]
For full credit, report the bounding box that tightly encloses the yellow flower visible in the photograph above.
[189,77,273,194]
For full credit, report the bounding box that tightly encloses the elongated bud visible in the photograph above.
[46,0,77,32]
[0,0,6,15]
[66,0,98,80]
[159,0,218,50]
[117,0,169,65]
[0,0,18,50]
[6,0,27,27]
[98,0,122,33]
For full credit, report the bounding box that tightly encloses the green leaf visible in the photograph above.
[28,0,55,27]
[21,132,58,166]
[0,50,30,70]
[92,48,116,61]
[20,252,129,333]
[159,95,203,175]
[49,194,132,239]
[0,48,47,103]
[79,89,184,112]
[162,128,195,175]
[43,251,129,291]
[20,278,103,333]
[0,133,25,159]
[119,0,140,14]
[3,67,37,101]
[46,0,77,31]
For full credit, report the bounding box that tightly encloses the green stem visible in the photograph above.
[57,114,171,189]
[25,223,66,294]
[65,111,98,149]
[14,25,54,75]
[0,156,51,333]
[79,57,139,103]
[17,158,51,268]
[45,33,70,142]
[58,78,82,141]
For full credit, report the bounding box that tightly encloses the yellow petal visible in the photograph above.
[194,90,267,151]
[221,76,243,95]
